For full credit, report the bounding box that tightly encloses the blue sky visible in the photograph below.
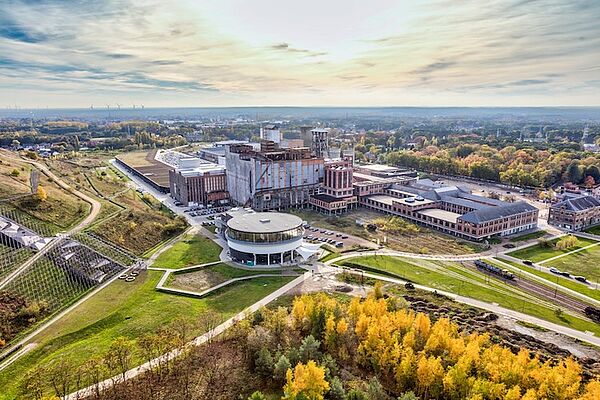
[1,0,599,107]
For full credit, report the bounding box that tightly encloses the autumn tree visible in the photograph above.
[283,360,330,400]
[36,186,47,202]
[555,235,578,250]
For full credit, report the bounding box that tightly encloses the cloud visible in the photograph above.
[0,0,599,106]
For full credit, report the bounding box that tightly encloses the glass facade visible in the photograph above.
[227,225,303,243]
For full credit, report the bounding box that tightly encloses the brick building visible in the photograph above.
[548,195,600,230]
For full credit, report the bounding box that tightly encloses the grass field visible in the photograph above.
[152,233,222,269]
[289,208,483,255]
[494,257,600,302]
[507,236,598,262]
[509,230,548,242]
[543,247,600,283]
[339,255,600,336]
[166,263,270,292]
[0,270,294,399]
[584,225,600,235]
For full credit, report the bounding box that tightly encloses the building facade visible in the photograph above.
[225,142,324,211]
[360,180,538,240]
[168,156,229,206]
[309,158,357,214]
[548,195,600,230]
[222,210,321,265]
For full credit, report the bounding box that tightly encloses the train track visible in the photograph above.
[463,261,593,315]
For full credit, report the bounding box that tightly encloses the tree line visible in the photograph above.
[18,288,600,400]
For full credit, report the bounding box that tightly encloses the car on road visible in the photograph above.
[549,267,561,274]
[523,260,533,266]
[574,276,588,283]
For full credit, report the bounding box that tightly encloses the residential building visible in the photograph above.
[548,195,600,230]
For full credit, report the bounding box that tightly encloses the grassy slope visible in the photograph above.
[0,271,293,399]
[152,234,222,269]
[340,255,600,336]
[496,257,600,301]
[507,236,598,262]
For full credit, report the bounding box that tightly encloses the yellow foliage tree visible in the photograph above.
[36,186,47,202]
[283,360,330,400]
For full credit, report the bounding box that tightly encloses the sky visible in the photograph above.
[1,0,599,108]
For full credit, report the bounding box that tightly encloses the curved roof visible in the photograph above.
[227,212,303,233]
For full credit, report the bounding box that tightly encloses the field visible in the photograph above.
[152,233,222,269]
[339,255,600,335]
[509,229,548,242]
[584,225,600,235]
[166,263,271,292]
[495,257,600,302]
[507,236,598,262]
[543,247,600,283]
[0,270,295,399]
[289,208,483,254]
[0,155,91,234]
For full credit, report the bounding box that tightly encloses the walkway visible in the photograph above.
[65,272,309,400]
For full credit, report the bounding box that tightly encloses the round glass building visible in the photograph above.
[225,212,305,265]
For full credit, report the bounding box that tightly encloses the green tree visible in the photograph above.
[255,346,274,379]
[274,354,292,384]
[248,391,267,400]
[299,335,321,363]
[566,161,582,184]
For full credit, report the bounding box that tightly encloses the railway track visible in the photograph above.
[463,261,593,316]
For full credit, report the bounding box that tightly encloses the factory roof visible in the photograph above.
[227,212,303,233]
[551,195,600,212]
[459,201,538,224]
[417,209,462,224]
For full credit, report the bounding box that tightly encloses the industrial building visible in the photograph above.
[221,209,321,265]
[309,157,357,214]
[260,124,282,144]
[548,195,600,230]
[225,141,324,211]
[360,179,538,240]
[164,150,229,206]
[311,128,330,158]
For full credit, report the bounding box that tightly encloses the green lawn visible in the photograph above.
[509,230,547,242]
[507,236,598,263]
[0,270,293,399]
[494,257,600,302]
[340,256,600,336]
[584,225,600,235]
[152,233,222,269]
[543,247,600,284]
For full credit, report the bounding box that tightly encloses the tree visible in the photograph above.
[255,346,274,379]
[10,169,20,177]
[299,335,322,363]
[283,360,330,400]
[585,175,595,189]
[36,186,47,202]
[274,354,292,384]
[248,391,267,400]
[328,376,346,400]
[584,165,600,182]
[566,161,582,184]
[105,336,134,381]
[555,235,578,250]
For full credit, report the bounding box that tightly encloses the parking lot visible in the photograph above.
[302,223,378,251]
